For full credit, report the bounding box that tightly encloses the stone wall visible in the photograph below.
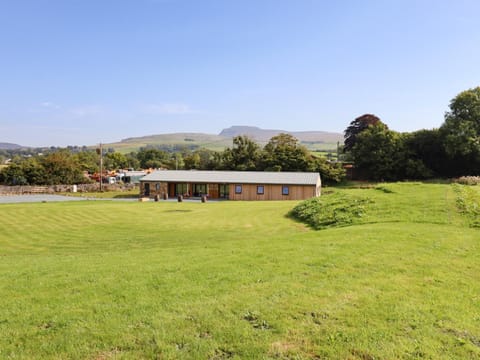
[0,183,138,195]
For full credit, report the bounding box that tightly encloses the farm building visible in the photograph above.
[139,170,321,201]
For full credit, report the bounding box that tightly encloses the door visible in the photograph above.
[144,183,150,196]
[209,185,219,199]
[219,184,229,198]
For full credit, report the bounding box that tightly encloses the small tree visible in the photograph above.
[311,157,346,184]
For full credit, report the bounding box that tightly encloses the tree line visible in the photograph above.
[0,134,345,186]
[2,86,478,186]
[344,86,480,180]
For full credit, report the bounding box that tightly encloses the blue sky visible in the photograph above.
[1,0,479,147]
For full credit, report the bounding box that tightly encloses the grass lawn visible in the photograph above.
[0,183,479,359]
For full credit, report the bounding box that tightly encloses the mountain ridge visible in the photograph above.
[2,126,343,152]
[104,126,343,153]
[0,142,23,150]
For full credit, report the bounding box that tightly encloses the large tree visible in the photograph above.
[104,152,129,170]
[440,87,480,175]
[183,149,217,170]
[223,135,260,171]
[136,148,171,169]
[74,150,99,173]
[260,133,311,171]
[40,150,86,184]
[344,114,385,152]
[0,151,87,185]
[403,129,448,177]
[350,123,401,181]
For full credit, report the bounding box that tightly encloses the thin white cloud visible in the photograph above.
[27,101,61,113]
[70,105,104,117]
[141,103,197,115]
[40,101,61,109]
[40,101,61,110]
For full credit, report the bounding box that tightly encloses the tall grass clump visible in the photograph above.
[452,183,480,227]
[289,192,373,229]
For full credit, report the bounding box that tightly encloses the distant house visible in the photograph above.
[117,170,149,184]
[139,170,321,200]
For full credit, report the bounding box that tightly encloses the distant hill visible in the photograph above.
[219,126,343,143]
[104,126,343,153]
[106,133,232,153]
[0,142,23,150]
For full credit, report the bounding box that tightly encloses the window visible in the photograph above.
[282,185,289,195]
[235,185,242,194]
[175,183,188,196]
[219,184,229,198]
[193,183,207,196]
[257,185,264,195]
[155,183,160,191]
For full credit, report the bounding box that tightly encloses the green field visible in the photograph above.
[0,183,479,359]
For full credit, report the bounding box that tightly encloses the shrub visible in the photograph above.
[453,176,480,185]
[452,184,480,227]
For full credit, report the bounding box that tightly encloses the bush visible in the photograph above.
[453,176,480,185]
[452,184,480,227]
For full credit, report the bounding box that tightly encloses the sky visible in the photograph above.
[1,0,480,147]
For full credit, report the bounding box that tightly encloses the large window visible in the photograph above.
[175,183,188,196]
[219,184,229,198]
[235,185,242,194]
[282,185,289,195]
[257,185,264,195]
[193,184,207,196]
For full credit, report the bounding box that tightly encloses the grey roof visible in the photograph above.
[140,170,320,185]
[122,171,148,177]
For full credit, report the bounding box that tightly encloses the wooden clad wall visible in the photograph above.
[141,180,320,200]
[228,184,318,201]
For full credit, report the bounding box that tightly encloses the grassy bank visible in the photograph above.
[0,183,479,359]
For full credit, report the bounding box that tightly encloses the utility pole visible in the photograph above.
[98,142,103,192]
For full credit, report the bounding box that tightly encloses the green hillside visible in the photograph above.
[104,133,233,153]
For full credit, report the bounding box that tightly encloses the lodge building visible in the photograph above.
[139,170,321,201]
